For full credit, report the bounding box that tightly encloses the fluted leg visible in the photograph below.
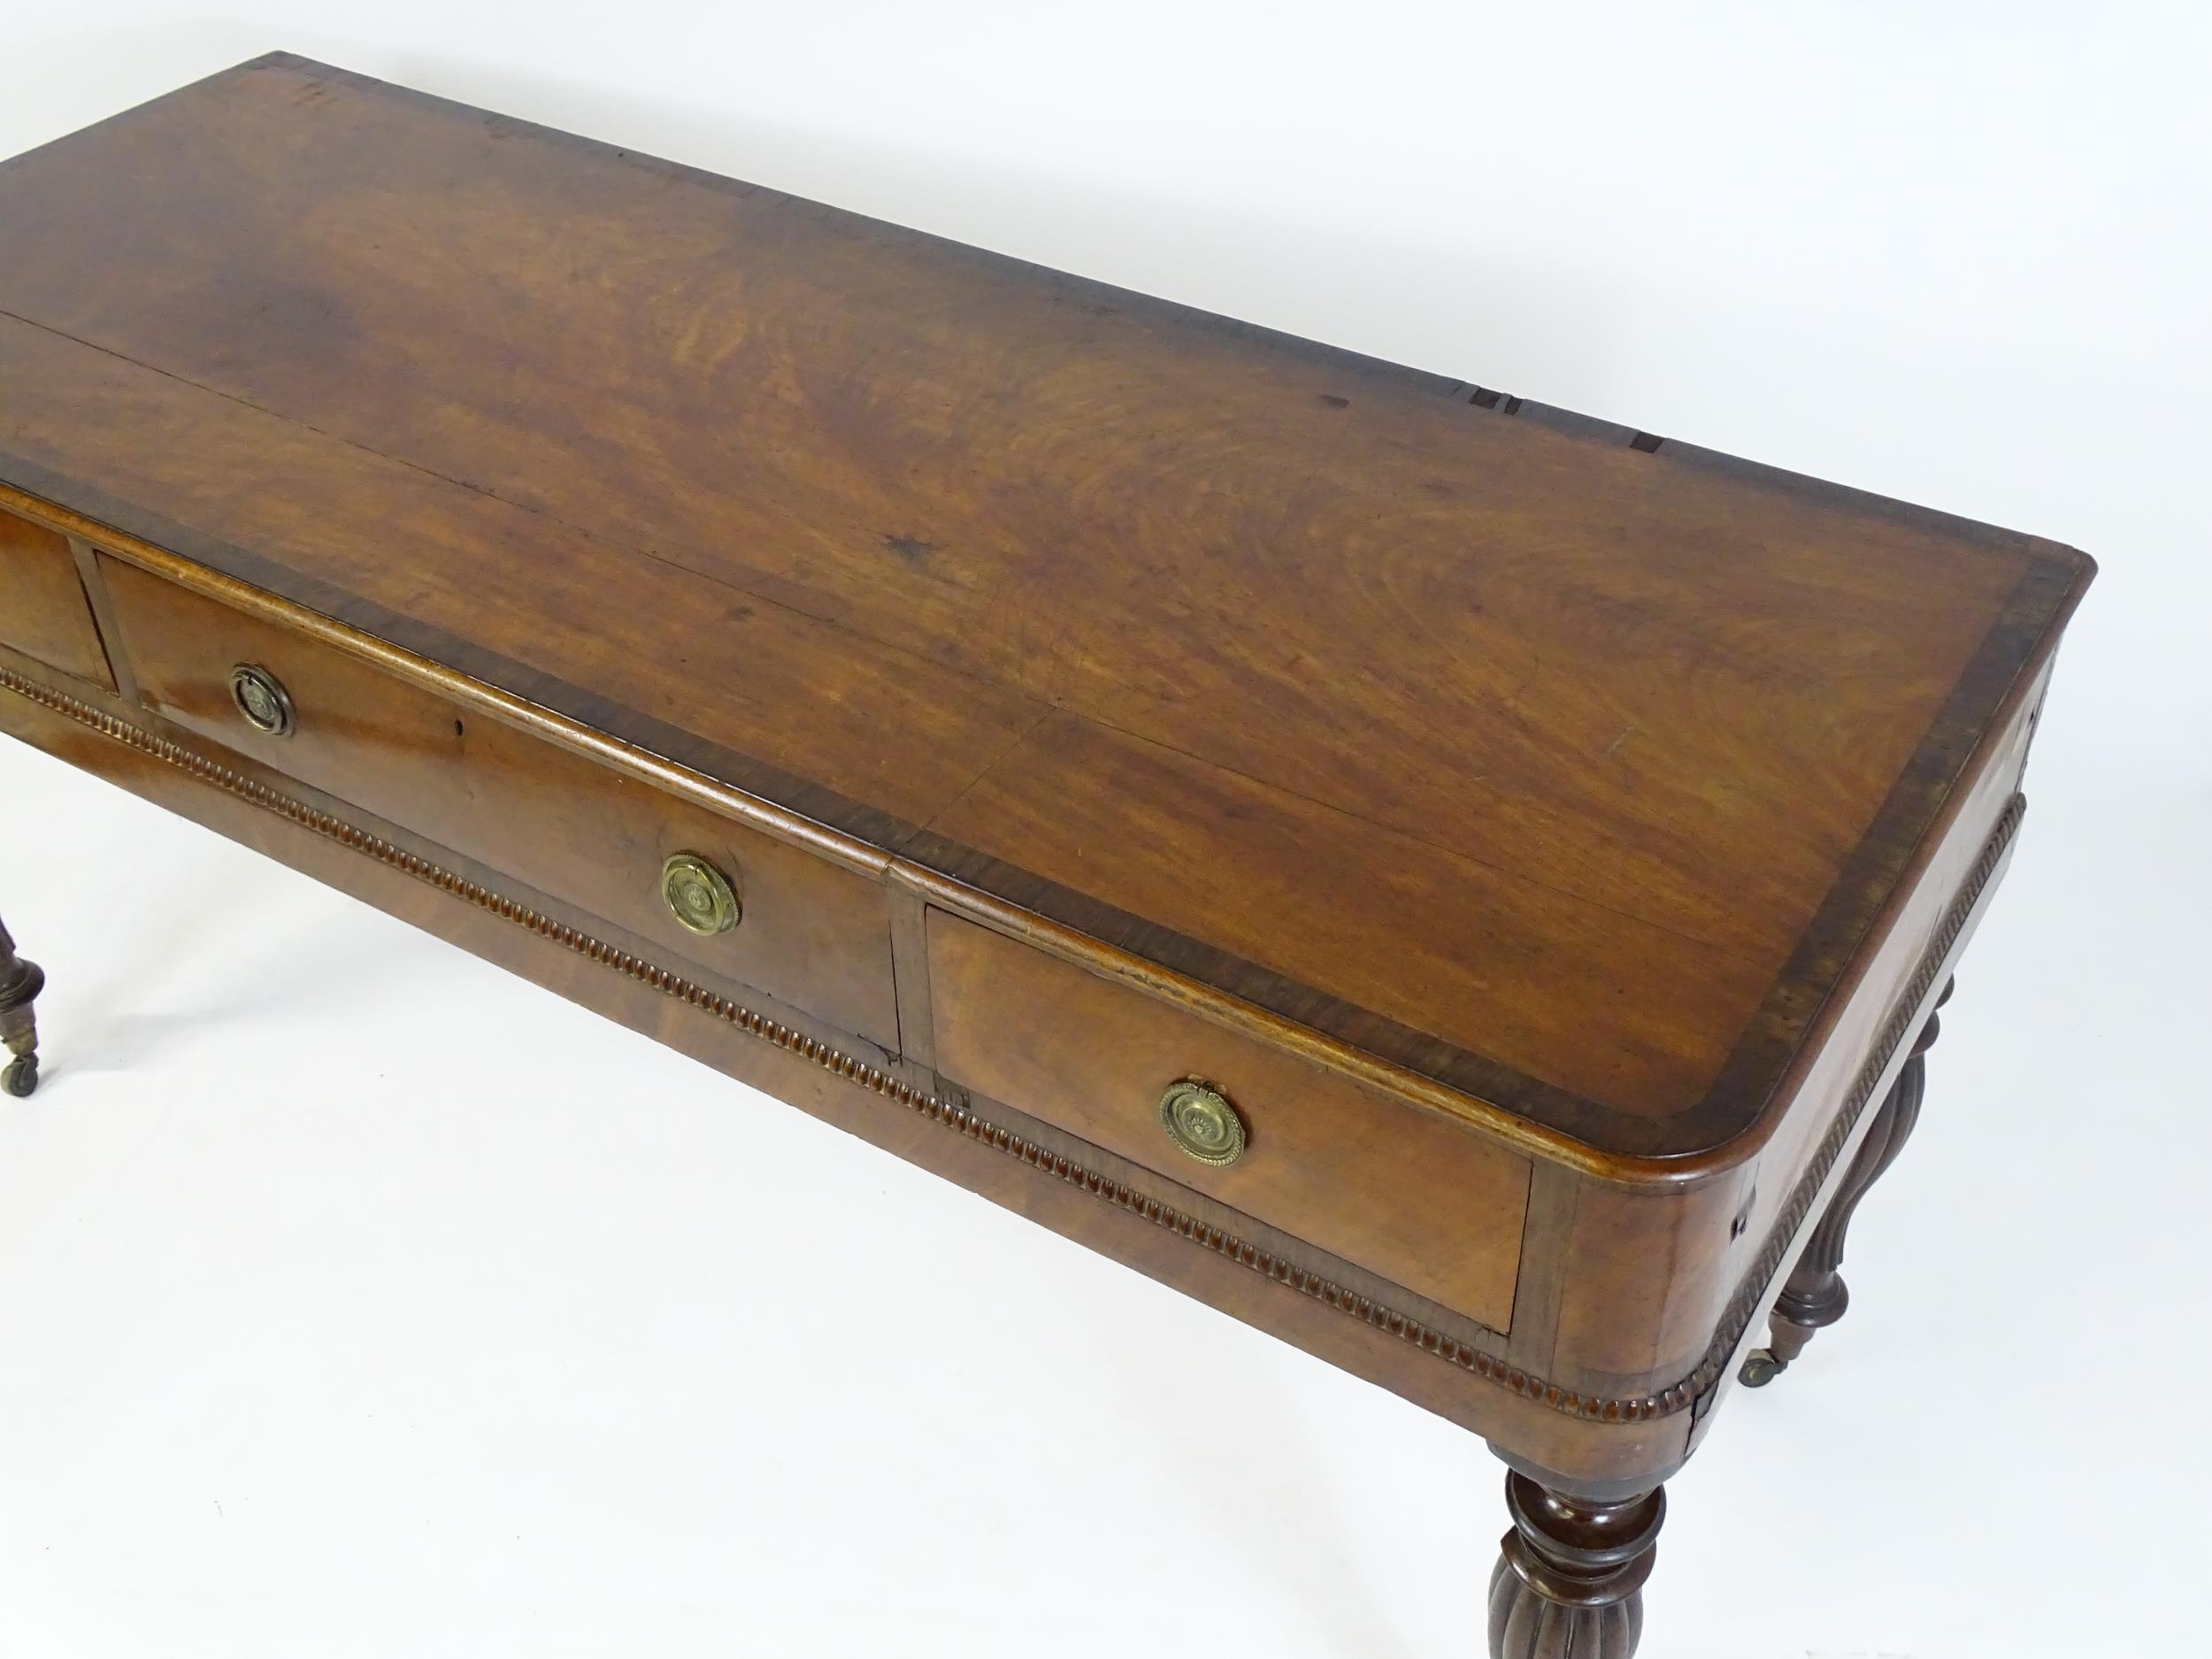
[1487,1471,1664,1659]
[1741,977,1953,1386]
[0,911,43,1098]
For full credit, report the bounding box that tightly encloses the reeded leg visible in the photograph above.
[1741,977,1953,1386]
[1486,1470,1665,1659]
[0,911,45,1098]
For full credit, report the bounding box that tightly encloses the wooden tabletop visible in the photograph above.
[0,54,2092,1162]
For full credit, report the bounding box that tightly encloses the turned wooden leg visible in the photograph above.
[1486,1469,1665,1659]
[1740,977,1954,1387]
[0,911,44,1098]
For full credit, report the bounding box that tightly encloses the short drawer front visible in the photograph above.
[0,509,111,689]
[99,554,901,1050]
[926,909,1529,1332]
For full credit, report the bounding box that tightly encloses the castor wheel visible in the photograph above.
[1739,1349,1787,1388]
[1,919,42,1098]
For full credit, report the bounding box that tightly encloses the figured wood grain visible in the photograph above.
[0,506,111,690]
[0,64,2108,1655]
[918,712,1774,1117]
[0,54,2095,1159]
[0,314,1037,846]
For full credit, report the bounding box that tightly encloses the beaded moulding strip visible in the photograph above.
[0,663,2017,1424]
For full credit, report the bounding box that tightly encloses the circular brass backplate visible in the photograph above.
[661,851,741,936]
[228,664,295,736]
[1157,1079,1246,1166]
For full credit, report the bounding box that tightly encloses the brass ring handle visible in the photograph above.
[1157,1078,1246,1166]
[661,851,741,935]
[228,664,295,736]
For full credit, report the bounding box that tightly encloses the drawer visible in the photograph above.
[0,508,112,689]
[98,554,901,1050]
[926,909,1530,1331]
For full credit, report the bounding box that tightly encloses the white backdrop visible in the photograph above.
[2,7,2204,1656]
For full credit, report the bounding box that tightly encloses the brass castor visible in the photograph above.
[1,1051,35,1098]
[0,913,42,1100]
[1739,1349,1787,1388]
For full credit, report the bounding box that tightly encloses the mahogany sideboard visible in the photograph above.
[0,54,2093,1656]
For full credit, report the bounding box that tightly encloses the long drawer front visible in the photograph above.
[5,516,1534,1342]
[90,551,902,1053]
[926,907,1531,1333]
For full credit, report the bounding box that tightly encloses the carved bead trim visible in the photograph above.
[0,664,2021,1424]
[0,665,1524,1387]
